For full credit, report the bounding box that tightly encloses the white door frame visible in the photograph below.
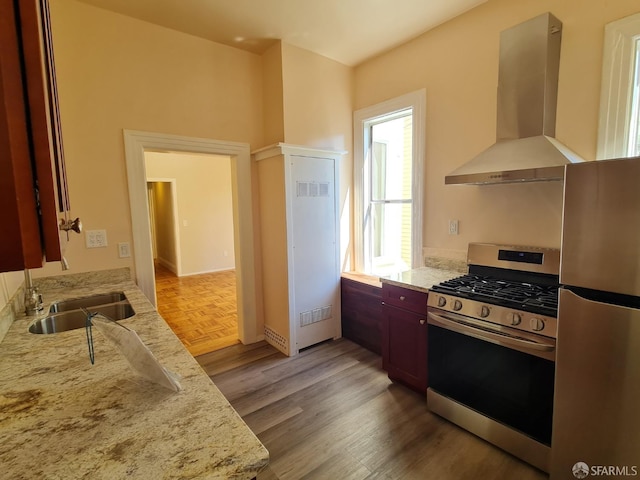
[123,129,262,344]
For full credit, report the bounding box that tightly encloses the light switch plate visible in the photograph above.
[118,242,131,258]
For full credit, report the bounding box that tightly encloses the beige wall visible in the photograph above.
[145,152,235,276]
[281,43,353,152]
[25,0,629,298]
[261,42,285,147]
[1,271,24,308]
[256,155,290,343]
[34,0,263,279]
[280,43,354,269]
[354,0,640,258]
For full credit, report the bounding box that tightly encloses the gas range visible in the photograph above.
[427,243,560,339]
[426,243,561,472]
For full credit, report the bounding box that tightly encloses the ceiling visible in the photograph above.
[75,0,486,66]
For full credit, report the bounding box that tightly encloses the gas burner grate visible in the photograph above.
[431,274,559,317]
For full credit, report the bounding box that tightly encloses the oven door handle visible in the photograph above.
[427,311,555,356]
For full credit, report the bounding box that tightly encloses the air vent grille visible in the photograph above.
[264,325,288,354]
[296,181,330,197]
[300,305,333,327]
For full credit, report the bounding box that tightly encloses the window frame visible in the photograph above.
[353,89,426,274]
[597,12,640,159]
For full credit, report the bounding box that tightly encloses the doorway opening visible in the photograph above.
[123,130,262,348]
[145,152,239,355]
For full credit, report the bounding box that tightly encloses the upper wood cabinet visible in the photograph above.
[0,0,71,272]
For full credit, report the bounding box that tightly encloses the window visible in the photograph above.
[354,90,425,276]
[597,13,640,159]
[628,37,640,156]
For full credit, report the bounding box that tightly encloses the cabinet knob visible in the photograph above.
[420,319,426,325]
[59,217,82,234]
[399,296,405,301]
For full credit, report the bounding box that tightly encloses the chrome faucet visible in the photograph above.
[24,269,44,315]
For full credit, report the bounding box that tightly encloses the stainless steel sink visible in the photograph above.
[48,292,127,313]
[29,293,135,334]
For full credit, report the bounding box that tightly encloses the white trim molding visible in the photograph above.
[353,89,426,273]
[123,129,262,345]
[597,12,640,159]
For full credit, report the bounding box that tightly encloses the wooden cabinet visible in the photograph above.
[340,277,382,355]
[0,0,71,272]
[382,283,428,393]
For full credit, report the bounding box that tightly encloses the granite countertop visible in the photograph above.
[342,256,467,292]
[381,266,464,294]
[341,271,382,288]
[0,269,268,479]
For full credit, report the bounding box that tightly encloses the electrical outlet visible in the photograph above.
[86,229,108,248]
[118,242,131,258]
[448,219,459,235]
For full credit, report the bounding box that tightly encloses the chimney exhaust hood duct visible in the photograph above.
[445,13,583,185]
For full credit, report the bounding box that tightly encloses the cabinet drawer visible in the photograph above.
[342,278,382,298]
[382,284,427,313]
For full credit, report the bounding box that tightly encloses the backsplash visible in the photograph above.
[0,283,25,344]
[33,267,131,290]
[423,256,467,274]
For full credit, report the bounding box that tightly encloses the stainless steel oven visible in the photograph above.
[426,243,560,473]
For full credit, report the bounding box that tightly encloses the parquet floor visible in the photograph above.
[197,339,548,480]
[154,262,239,356]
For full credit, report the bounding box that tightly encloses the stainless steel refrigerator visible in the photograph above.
[551,157,640,478]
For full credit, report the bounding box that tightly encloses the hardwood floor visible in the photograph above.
[196,339,548,480]
[154,262,239,356]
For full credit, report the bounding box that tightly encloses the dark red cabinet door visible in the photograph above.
[382,285,428,393]
[341,278,383,355]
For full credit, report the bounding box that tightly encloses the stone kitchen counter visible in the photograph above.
[381,266,464,293]
[0,269,268,479]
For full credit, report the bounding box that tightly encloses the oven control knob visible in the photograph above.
[453,300,463,311]
[437,296,447,307]
[509,312,522,326]
[530,317,545,331]
[480,306,490,318]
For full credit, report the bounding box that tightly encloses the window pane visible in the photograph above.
[371,202,412,276]
[631,37,640,156]
[371,114,412,201]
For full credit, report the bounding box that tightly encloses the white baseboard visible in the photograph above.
[178,267,235,277]
[156,257,177,274]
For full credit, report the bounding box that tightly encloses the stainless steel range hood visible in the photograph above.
[445,13,583,185]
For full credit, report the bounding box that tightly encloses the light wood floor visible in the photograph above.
[154,262,239,356]
[197,339,548,480]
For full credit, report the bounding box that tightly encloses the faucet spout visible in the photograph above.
[24,269,44,316]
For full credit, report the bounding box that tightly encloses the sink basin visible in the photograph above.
[29,293,135,334]
[48,292,127,313]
